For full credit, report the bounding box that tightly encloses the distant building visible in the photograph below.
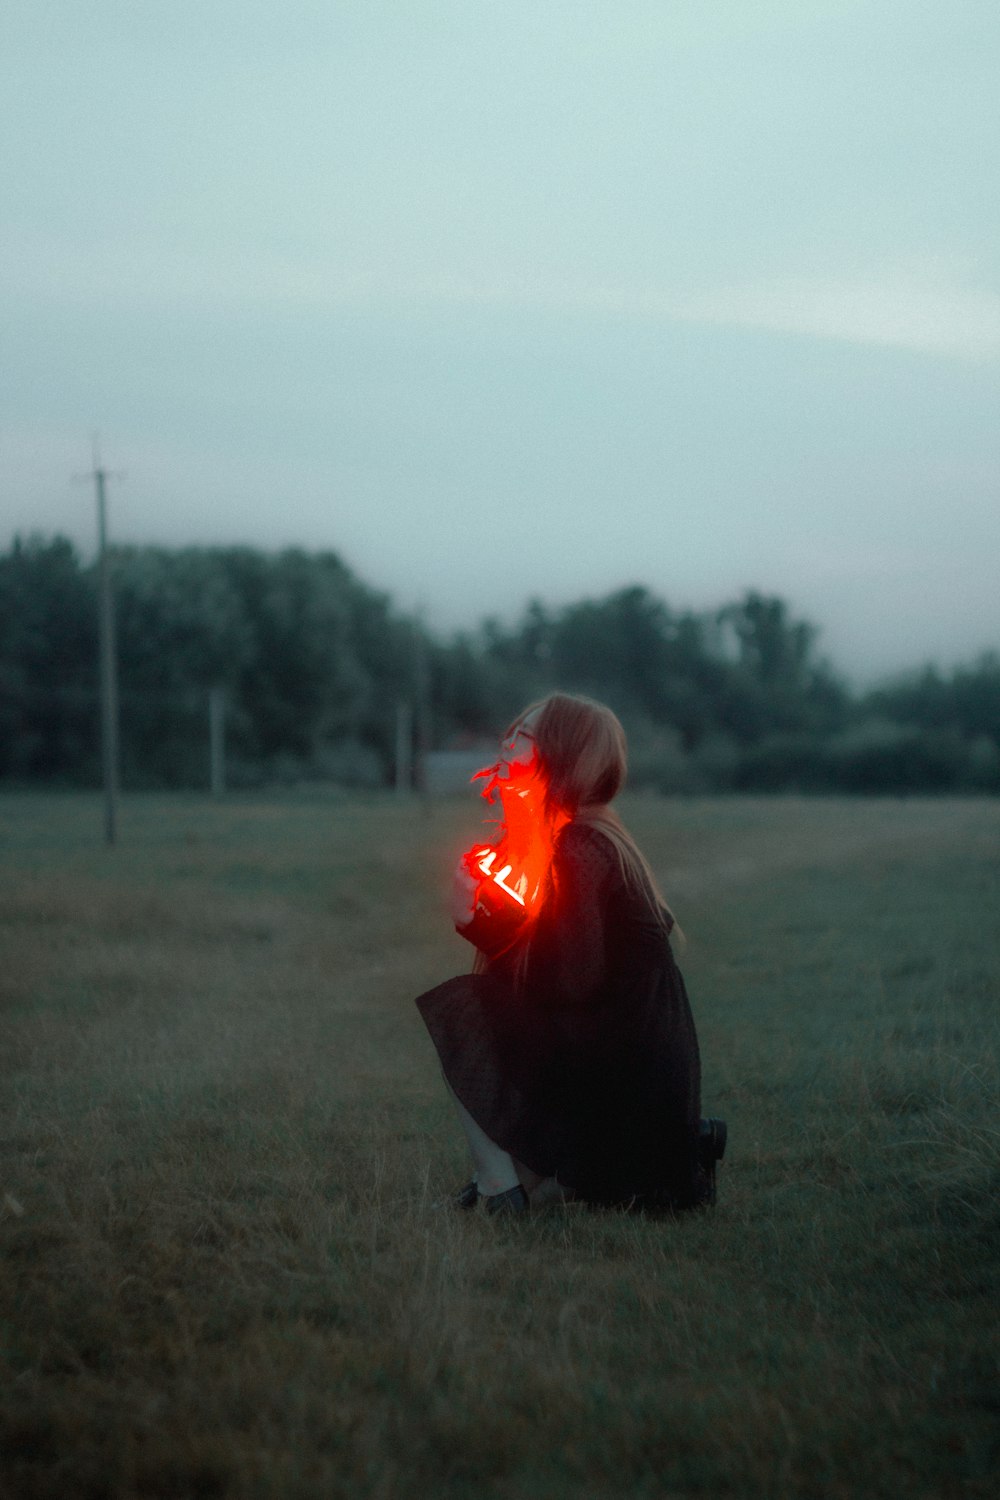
[424,747,492,796]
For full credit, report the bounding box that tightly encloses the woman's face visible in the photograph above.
[497,711,539,781]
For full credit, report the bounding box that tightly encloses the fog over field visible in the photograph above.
[3,2,999,682]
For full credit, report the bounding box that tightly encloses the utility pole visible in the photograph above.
[75,439,123,846]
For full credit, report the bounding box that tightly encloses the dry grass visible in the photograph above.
[1,791,998,1498]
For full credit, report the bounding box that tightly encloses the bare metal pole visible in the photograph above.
[75,439,123,846]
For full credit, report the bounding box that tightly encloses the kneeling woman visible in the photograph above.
[416,693,725,1214]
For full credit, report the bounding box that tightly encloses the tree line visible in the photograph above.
[2,534,998,794]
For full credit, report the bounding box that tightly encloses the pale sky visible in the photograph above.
[3,1,998,684]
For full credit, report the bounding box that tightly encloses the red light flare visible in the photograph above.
[463,751,568,915]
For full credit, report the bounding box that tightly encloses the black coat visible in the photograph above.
[416,822,706,1207]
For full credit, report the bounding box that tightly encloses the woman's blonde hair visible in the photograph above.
[509,692,677,929]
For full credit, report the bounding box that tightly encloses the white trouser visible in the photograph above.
[446,1085,522,1196]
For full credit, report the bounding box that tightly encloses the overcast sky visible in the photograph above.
[3,1,998,685]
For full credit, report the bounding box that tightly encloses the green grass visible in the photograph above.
[1,792,998,1498]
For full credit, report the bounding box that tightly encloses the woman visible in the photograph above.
[416,693,725,1214]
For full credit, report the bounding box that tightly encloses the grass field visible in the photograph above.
[1,791,998,1499]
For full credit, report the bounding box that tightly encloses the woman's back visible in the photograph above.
[419,819,705,1206]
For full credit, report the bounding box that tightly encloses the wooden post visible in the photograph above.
[395,699,412,797]
[95,465,121,846]
[209,686,226,799]
[412,619,432,813]
[75,439,124,846]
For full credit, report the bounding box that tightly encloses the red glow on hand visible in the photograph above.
[473,848,527,906]
[463,757,568,916]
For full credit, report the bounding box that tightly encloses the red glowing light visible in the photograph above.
[474,848,527,905]
[462,748,568,917]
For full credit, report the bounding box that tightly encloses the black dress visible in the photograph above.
[416,822,707,1208]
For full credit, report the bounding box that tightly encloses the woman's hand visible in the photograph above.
[450,858,479,929]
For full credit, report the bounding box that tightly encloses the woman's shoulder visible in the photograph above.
[555,820,620,878]
[557,819,672,931]
[558,819,609,844]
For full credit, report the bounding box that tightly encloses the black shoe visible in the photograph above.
[701,1117,727,1161]
[484,1184,530,1216]
[454,1180,480,1210]
[698,1117,728,1206]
